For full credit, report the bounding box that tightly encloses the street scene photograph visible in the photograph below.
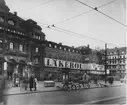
[0,0,126,104]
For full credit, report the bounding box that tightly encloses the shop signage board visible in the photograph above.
[45,58,84,70]
[45,58,105,73]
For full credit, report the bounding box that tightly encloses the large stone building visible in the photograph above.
[103,47,126,78]
[0,0,45,80]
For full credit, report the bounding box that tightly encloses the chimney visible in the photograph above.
[14,12,17,16]
[59,43,62,45]
[87,44,90,48]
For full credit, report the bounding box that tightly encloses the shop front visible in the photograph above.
[4,55,28,80]
[44,58,86,81]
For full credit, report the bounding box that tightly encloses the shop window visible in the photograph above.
[35,47,38,52]
[8,20,14,25]
[64,48,66,51]
[0,17,4,22]
[59,46,62,50]
[68,49,70,52]
[19,44,23,52]
[10,42,13,50]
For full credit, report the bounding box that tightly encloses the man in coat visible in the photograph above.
[29,76,34,91]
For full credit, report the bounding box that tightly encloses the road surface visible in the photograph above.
[4,85,126,105]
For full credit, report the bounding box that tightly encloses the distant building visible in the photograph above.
[104,47,126,78]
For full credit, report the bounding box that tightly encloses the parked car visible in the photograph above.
[120,76,127,83]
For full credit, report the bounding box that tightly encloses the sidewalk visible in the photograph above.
[4,80,126,95]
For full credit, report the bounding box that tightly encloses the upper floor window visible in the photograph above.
[8,20,14,25]
[10,42,13,50]
[49,44,52,47]
[68,49,70,52]
[19,44,23,52]
[122,51,125,54]
[35,47,39,52]
[0,40,3,48]
[59,46,62,49]
[38,36,41,40]
[64,48,66,51]
[0,17,4,22]
[54,45,57,48]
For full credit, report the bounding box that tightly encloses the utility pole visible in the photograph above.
[104,43,107,83]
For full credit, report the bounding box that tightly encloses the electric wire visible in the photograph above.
[26,0,55,11]
[50,25,122,47]
[38,22,122,47]
[76,0,126,27]
[54,0,117,25]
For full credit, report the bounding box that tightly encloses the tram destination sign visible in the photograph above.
[45,58,84,70]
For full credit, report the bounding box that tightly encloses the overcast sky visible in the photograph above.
[5,0,126,49]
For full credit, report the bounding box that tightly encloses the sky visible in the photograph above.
[5,0,126,49]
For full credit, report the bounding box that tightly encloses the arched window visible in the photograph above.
[0,17,4,22]
[8,20,14,25]
[10,42,13,50]
[19,44,23,51]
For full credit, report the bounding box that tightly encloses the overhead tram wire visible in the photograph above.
[26,0,55,11]
[76,0,126,27]
[38,22,122,47]
[50,25,122,47]
[54,0,117,25]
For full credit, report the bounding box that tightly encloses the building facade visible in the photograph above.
[105,47,126,78]
[0,0,45,80]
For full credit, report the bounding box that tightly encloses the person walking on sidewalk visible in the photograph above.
[23,76,29,90]
[29,75,34,91]
[34,77,37,91]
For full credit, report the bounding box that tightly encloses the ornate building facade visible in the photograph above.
[0,0,45,80]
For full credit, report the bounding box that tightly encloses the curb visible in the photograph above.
[3,84,126,96]
[83,95,127,104]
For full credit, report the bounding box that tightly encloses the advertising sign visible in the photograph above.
[45,58,84,70]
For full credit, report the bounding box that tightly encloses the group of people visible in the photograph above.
[23,75,37,91]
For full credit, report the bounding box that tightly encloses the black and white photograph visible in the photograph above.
[0,0,126,104]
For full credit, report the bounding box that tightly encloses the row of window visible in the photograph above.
[107,50,125,55]
[0,40,24,52]
[108,60,126,64]
[0,16,15,25]
[0,26,25,35]
[48,44,80,53]
[0,26,42,41]
[33,34,41,40]
[0,39,40,54]
[107,65,126,69]
[107,55,126,59]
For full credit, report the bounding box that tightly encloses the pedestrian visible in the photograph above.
[34,77,37,91]
[29,75,34,91]
[23,76,29,90]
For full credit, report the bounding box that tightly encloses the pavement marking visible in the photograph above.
[83,95,127,104]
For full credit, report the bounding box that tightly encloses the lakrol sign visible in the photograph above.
[45,58,84,70]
